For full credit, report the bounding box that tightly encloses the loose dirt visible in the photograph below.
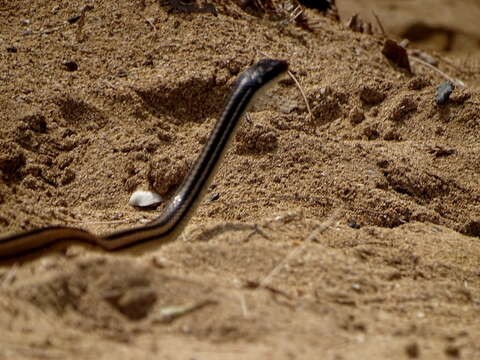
[0,0,479,359]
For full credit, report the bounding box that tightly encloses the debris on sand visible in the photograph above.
[128,190,163,209]
[382,39,411,73]
[436,81,455,105]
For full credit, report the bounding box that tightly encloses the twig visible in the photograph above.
[277,4,303,27]
[101,79,117,89]
[254,0,266,11]
[75,5,93,42]
[242,279,293,299]
[371,10,386,37]
[287,69,313,120]
[39,26,63,35]
[256,49,313,121]
[436,54,471,74]
[410,56,466,87]
[154,299,217,323]
[290,5,304,23]
[75,11,85,42]
[239,294,249,318]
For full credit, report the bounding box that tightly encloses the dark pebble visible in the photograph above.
[382,39,411,73]
[63,61,78,71]
[208,193,220,202]
[405,342,420,358]
[436,81,455,105]
[6,46,17,53]
[347,221,361,229]
[445,344,460,358]
[67,15,82,24]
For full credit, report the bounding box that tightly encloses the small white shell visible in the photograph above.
[128,190,163,208]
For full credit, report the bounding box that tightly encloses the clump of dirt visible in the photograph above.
[0,0,479,359]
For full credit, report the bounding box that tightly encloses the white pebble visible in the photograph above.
[128,190,163,208]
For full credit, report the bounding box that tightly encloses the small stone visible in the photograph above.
[347,221,361,229]
[63,61,78,71]
[129,190,163,209]
[405,342,420,358]
[151,255,173,268]
[67,15,82,24]
[208,193,220,202]
[444,344,460,358]
[436,81,455,105]
[382,39,411,73]
[351,283,361,291]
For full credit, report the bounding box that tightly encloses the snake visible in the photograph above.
[0,58,289,259]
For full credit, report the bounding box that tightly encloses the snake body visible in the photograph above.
[0,59,289,259]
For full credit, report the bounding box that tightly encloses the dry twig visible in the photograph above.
[287,69,313,120]
[154,299,217,323]
[75,11,86,42]
[277,4,304,27]
[410,56,465,87]
[257,50,313,121]
[239,293,249,318]
[371,10,386,37]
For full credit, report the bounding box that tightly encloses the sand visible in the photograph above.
[0,0,479,358]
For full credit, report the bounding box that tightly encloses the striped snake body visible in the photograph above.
[0,59,289,259]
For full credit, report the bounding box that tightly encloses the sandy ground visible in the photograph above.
[0,0,479,359]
